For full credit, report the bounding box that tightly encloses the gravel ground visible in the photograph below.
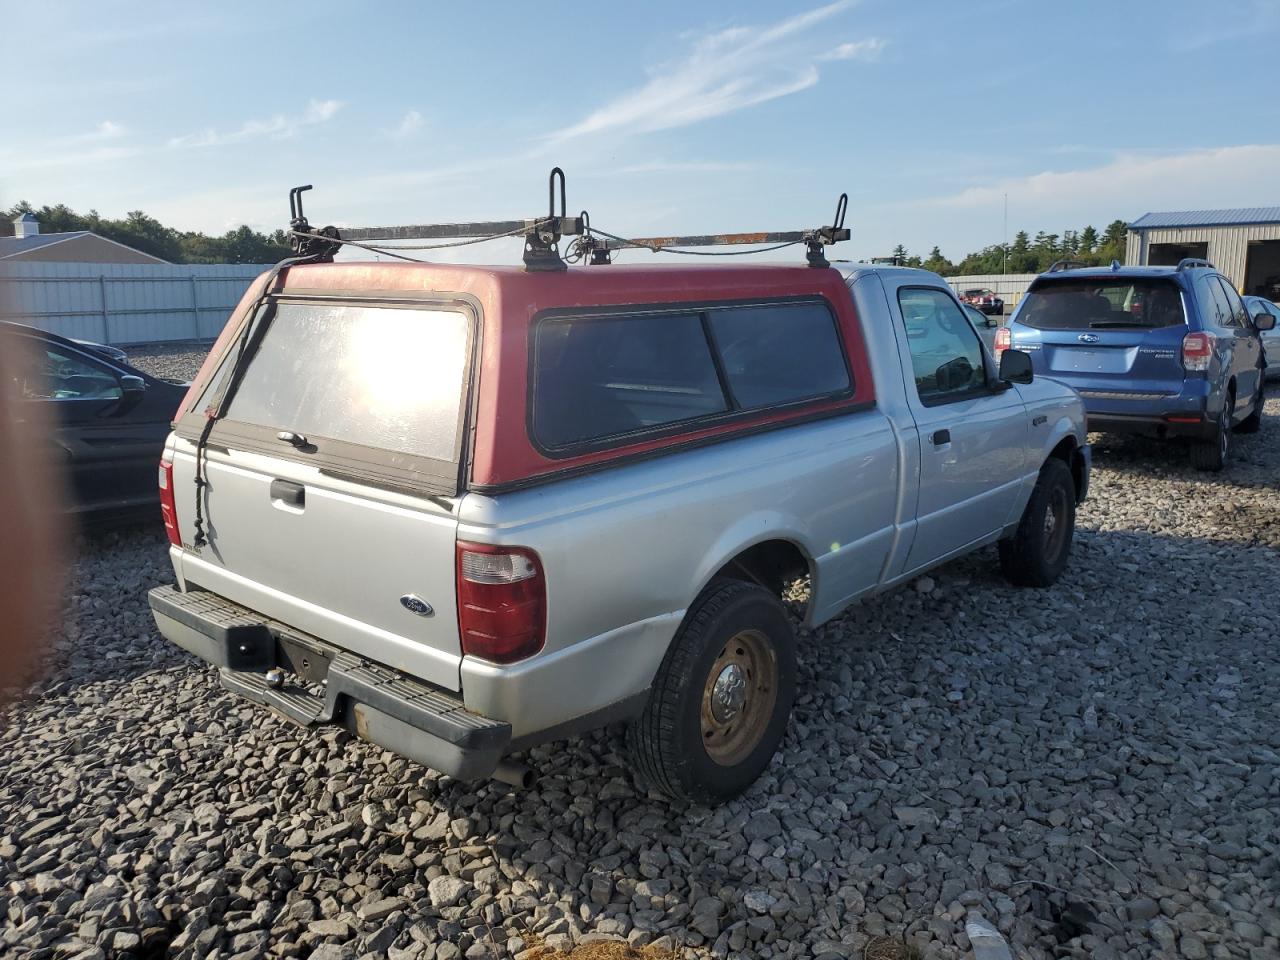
[2,346,1278,960]
[122,343,212,384]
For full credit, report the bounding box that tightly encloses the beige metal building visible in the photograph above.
[1126,207,1280,299]
[0,213,167,264]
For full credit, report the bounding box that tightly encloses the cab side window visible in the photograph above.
[897,287,988,404]
[24,344,122,401]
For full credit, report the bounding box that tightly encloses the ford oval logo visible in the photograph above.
[399,595,434,617]
[1077,333,1099,343]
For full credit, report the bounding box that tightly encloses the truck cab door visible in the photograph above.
[889,284,1029,573]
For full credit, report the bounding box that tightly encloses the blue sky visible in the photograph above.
[3,0,1279,264]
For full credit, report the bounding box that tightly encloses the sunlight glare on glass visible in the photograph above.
[347,309,466,420]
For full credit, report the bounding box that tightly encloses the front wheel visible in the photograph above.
[999,458,1076,587]
[626,581,797,803]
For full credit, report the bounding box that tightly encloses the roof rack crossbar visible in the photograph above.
[285,175,850,270]
[595,192,851,269]
[287,168,585,271]
[338,220,576,242]
[599,230,811,251]
[1176,257,1214,271]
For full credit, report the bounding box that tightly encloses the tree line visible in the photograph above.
[2,201,292,264]
[891,219,1129,277]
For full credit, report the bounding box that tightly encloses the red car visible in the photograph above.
[960,287,1005,315]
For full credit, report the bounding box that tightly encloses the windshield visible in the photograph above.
[210,301,471,462]
[1018,278,1186,330]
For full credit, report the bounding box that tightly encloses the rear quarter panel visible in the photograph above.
[456,411,900,736]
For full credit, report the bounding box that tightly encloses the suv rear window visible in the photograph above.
[532,301,850,452]
[217,301,471,462]
[1018,278,1186,330]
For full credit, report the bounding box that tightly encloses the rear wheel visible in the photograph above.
[999,458,1076,587]
[1236,379,1264,434]
[627,581,796,803]
[1191,401,1231,471]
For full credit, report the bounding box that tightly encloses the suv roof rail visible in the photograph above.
[1176,257,1215,271]
[284,169,852,272]
[1046,259,1090,273]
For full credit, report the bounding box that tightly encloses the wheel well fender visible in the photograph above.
[1045,432,1086,504]
[692,525,815,617]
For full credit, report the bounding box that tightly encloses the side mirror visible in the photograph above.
[113,374,147,414]
[1255,313,1276,332]
[999,348,1034,385]
[986,317,997,327]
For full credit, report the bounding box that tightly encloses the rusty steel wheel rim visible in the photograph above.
[699,629,777,767]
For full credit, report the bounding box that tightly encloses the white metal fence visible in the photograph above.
[0,261,269,345]
[944,273,1038,312]
[1,262,1042,343]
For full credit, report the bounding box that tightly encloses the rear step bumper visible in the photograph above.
[148,584,510,781]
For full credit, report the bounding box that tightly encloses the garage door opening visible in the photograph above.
[1148,241,1208,266]
[1244,240,1280,300]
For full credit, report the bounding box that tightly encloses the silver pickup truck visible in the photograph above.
[150,260,1089,802]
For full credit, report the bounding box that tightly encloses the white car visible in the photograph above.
[1244,296,1280,378]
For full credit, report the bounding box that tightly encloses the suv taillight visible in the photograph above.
[159,458,181,546]
[1182,331,1213,373]
[993,326,1012,362]
[456,542,545,664]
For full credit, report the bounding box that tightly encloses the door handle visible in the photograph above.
[269,479,305,507]
[931,429,951,446]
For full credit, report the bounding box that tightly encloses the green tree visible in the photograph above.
[1097,219,1128,265]
[1079,225,1098,254]
[922,245,953,275]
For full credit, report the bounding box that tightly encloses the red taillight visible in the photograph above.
[158,458,181,547]
[456,542,545,664]
[993,325,1012,362]
[1182,332,1213,372]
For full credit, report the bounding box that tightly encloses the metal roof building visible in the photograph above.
[1126,207,1280,299]
[0,213,167,264]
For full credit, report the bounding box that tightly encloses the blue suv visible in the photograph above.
[999,259,1273,471]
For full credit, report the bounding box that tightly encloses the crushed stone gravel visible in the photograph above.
[1,345,1277,959]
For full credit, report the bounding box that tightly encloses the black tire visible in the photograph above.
[998,458,1076,588]
[1235,379,1263,434]
[626,580,797,803]
[1191,401,1231,471]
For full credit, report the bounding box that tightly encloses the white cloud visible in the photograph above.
[169,99,345,149]
[89,120,125,140]
[937,145,1280,221]
[612,160,758,176]
[1168,0,1278,51]
[555,1,860,140]
[304,99,343,124]
[388,110,424,140]
[818,38,886,61]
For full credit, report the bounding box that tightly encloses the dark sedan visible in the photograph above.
[3,322,189,517]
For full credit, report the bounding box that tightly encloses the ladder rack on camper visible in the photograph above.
[287,168,850,272]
